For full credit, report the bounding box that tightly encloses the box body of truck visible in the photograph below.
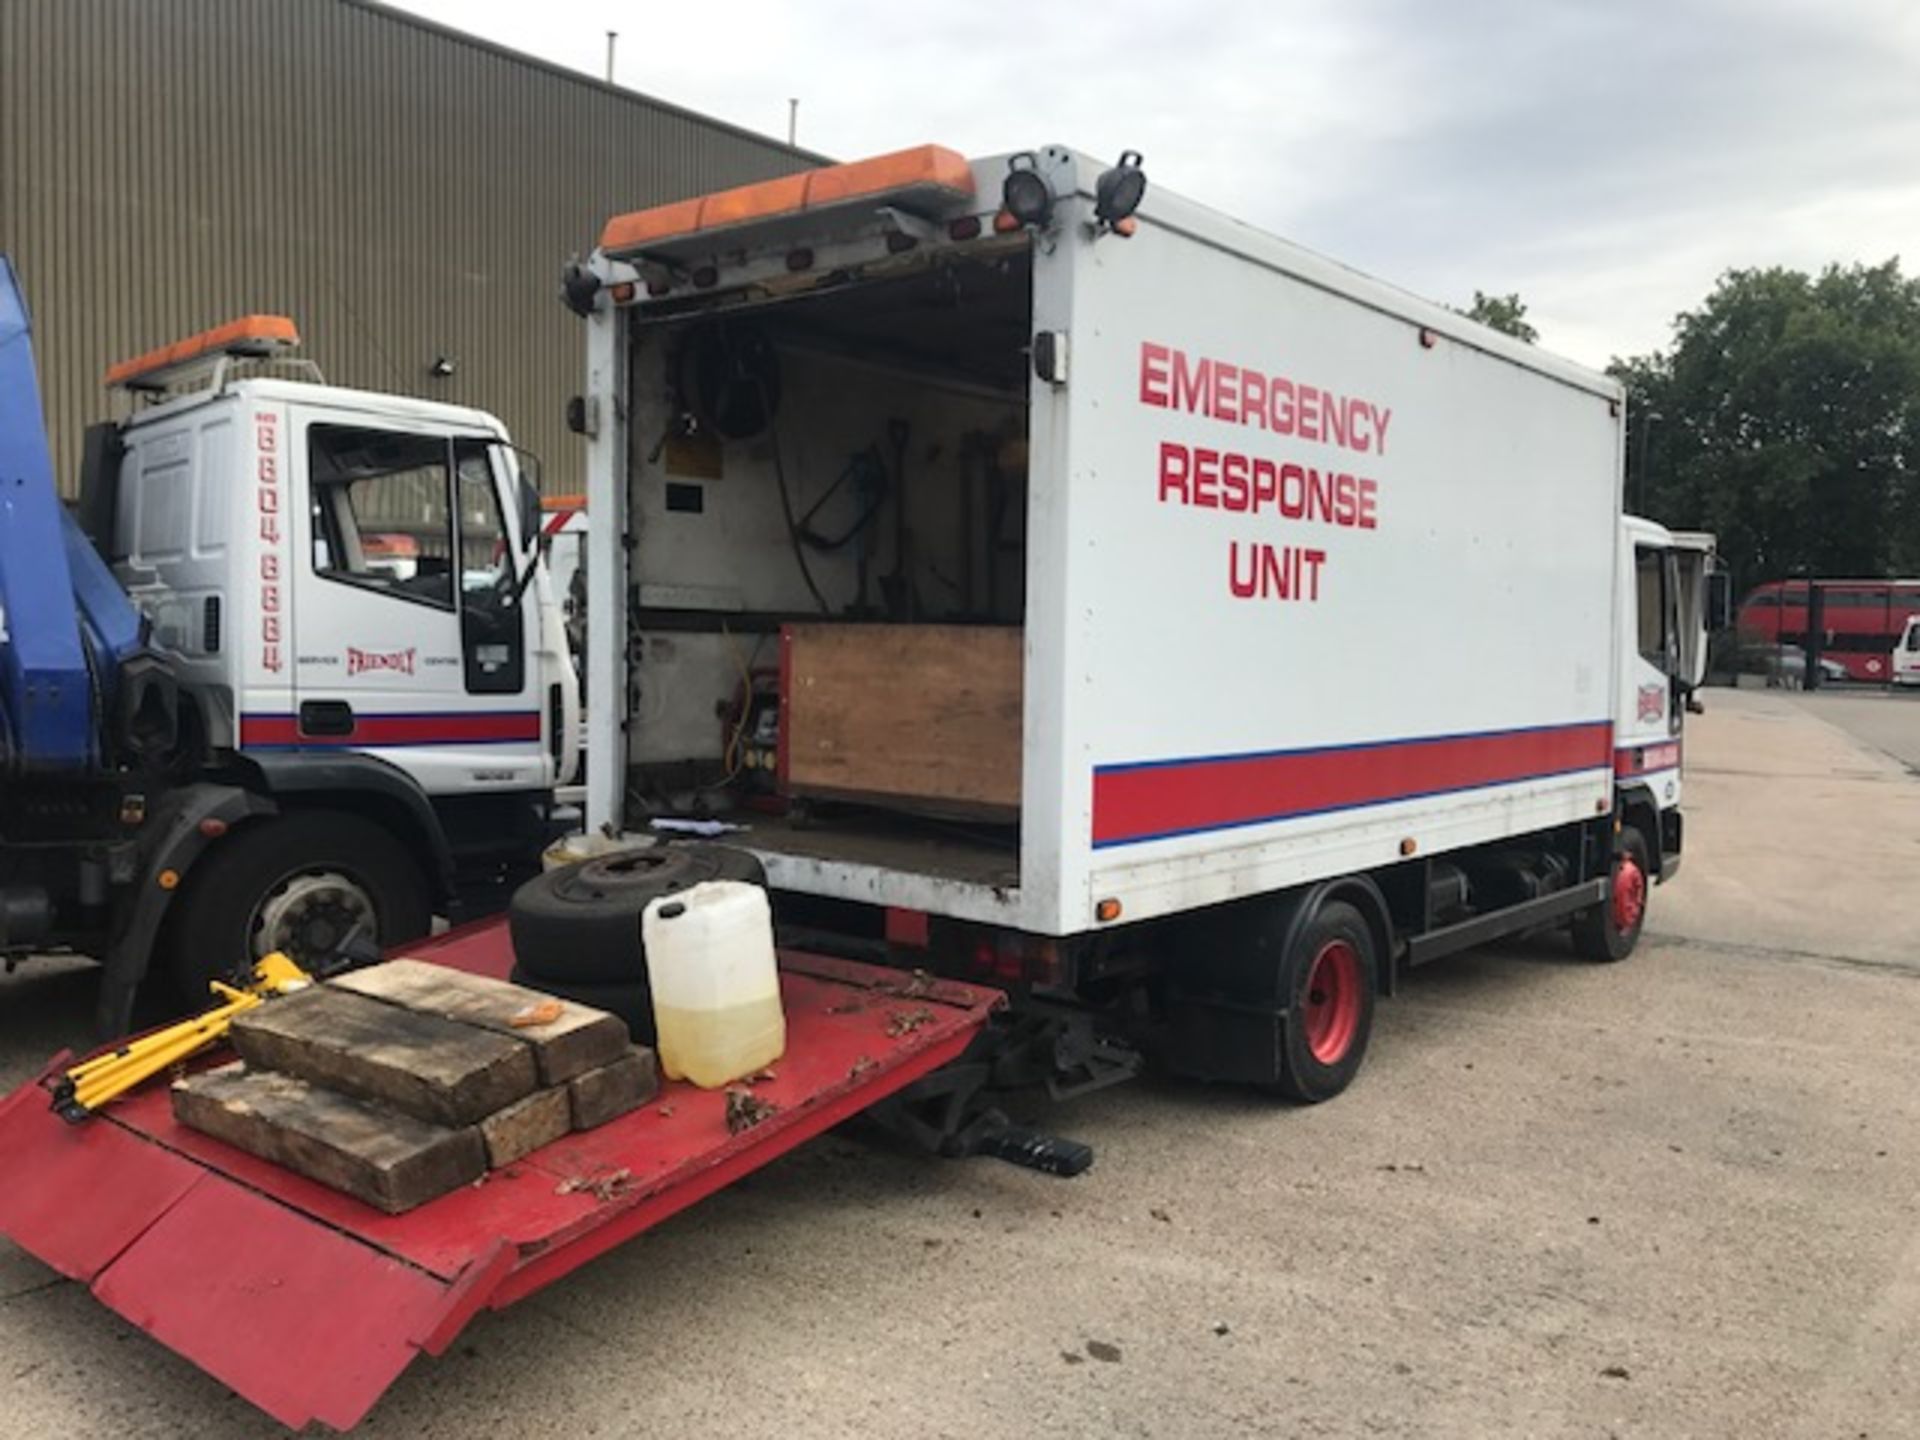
[576,145,1630,943]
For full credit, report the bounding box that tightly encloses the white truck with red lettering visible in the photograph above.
[559,142,1720,1101]
[4,312,579,1031]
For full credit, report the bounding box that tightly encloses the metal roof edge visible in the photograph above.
[1041,145,1620,402]
[122,376,508,435]
[337,0,834,167]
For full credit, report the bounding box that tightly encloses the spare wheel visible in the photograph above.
[508,842,767,985]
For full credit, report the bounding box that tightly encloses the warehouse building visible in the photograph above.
[0,0,816,494]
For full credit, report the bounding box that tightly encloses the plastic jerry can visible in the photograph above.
[642,881,786,1088]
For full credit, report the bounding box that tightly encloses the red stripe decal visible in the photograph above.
[1614,740,1681,777]
[239,715,301,747]
[240,712,541,747]
[1093,721,1613,848]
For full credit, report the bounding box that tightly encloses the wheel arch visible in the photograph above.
[1294,875,1398,998]
[1615,784,1663,877]
[237,752,458,910]
[95,783,278,1037]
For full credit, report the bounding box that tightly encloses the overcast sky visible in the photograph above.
[391,0,1920,369]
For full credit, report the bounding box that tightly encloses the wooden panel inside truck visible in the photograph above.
[780,623,1023,818]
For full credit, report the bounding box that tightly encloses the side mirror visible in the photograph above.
[518,475,542,556]
[1707,570,1733,631]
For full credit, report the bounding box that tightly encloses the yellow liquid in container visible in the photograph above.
[653,995,786,1090]
[643,880,787,1089]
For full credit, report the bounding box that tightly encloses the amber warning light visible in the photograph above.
[599,144,975,258]
[106,315,300,391]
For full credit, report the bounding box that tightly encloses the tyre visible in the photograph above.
[1572,824,1650,962]
[506,967,655,1044]
[164,810,433,1005]
[1272,899,1377,1104]
[508,842,766,986]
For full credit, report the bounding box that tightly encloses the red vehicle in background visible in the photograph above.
[1737,579,1920,681]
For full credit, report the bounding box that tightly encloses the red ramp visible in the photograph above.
[0,928,1001,1430]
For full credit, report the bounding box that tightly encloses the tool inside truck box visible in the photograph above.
[620,251,1035,889]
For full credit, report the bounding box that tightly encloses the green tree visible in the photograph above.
[1610,261,1920,586]
[1457,290,1538,343]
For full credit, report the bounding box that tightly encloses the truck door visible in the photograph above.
[1616,542,1683,798]
[284,414,547,795]
[1661,538,1729,694]
[1898,615,1920,687]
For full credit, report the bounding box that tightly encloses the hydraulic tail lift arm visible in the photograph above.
[0,922,1006,1431]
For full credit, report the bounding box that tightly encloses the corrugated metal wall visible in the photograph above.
[0,0,815,496]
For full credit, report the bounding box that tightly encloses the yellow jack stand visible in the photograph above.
[50,952,314,1123]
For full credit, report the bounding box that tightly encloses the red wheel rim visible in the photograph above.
[1610,853,1647,933]
[1303,939,1363,1065]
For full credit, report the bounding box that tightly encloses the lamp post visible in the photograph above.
[1633,409,1662,516]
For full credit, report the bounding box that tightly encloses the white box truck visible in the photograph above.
[555,143,1717,1104]
[0,158,1735,1426]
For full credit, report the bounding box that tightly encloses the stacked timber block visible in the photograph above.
[171,959,656,1214]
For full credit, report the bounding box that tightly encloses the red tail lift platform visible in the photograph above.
[0,923,1002,1430]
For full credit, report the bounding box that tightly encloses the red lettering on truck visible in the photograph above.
[1221,451,1251,510]
[1140,341,1392,458]
[1172,348,1208,412]
[1192,447,1220,508]
[1140,342,1171,405]
[1251,458,1278,511]
[1240,367,1268,428]
[254,408,284,675]
[1159,444,1377,531]
[1213,362,1240,423]
[1229,542,1327,602]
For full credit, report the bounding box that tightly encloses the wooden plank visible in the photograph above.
[231,987,537,1128]
[567,1049,659,1130]
[782,623,1021,816]
[477,1088,572,1168]
[171,1063,484,1215]
[331,959,629,1085]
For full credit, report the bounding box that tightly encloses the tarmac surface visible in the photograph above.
[2,687,1917,1438]
[1786,683,1920,774]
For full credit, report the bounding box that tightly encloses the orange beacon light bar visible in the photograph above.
[105,315,300,390]
[599,144,976,258]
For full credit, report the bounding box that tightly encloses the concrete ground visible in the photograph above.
[1786,684,1920,774]
[3,688,1918,1439]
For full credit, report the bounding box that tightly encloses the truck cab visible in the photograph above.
[107,372,575,800]
[1614,517,1722,884]
[2,299,579,1029]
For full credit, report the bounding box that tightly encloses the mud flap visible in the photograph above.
[1162,991,1286,1086]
